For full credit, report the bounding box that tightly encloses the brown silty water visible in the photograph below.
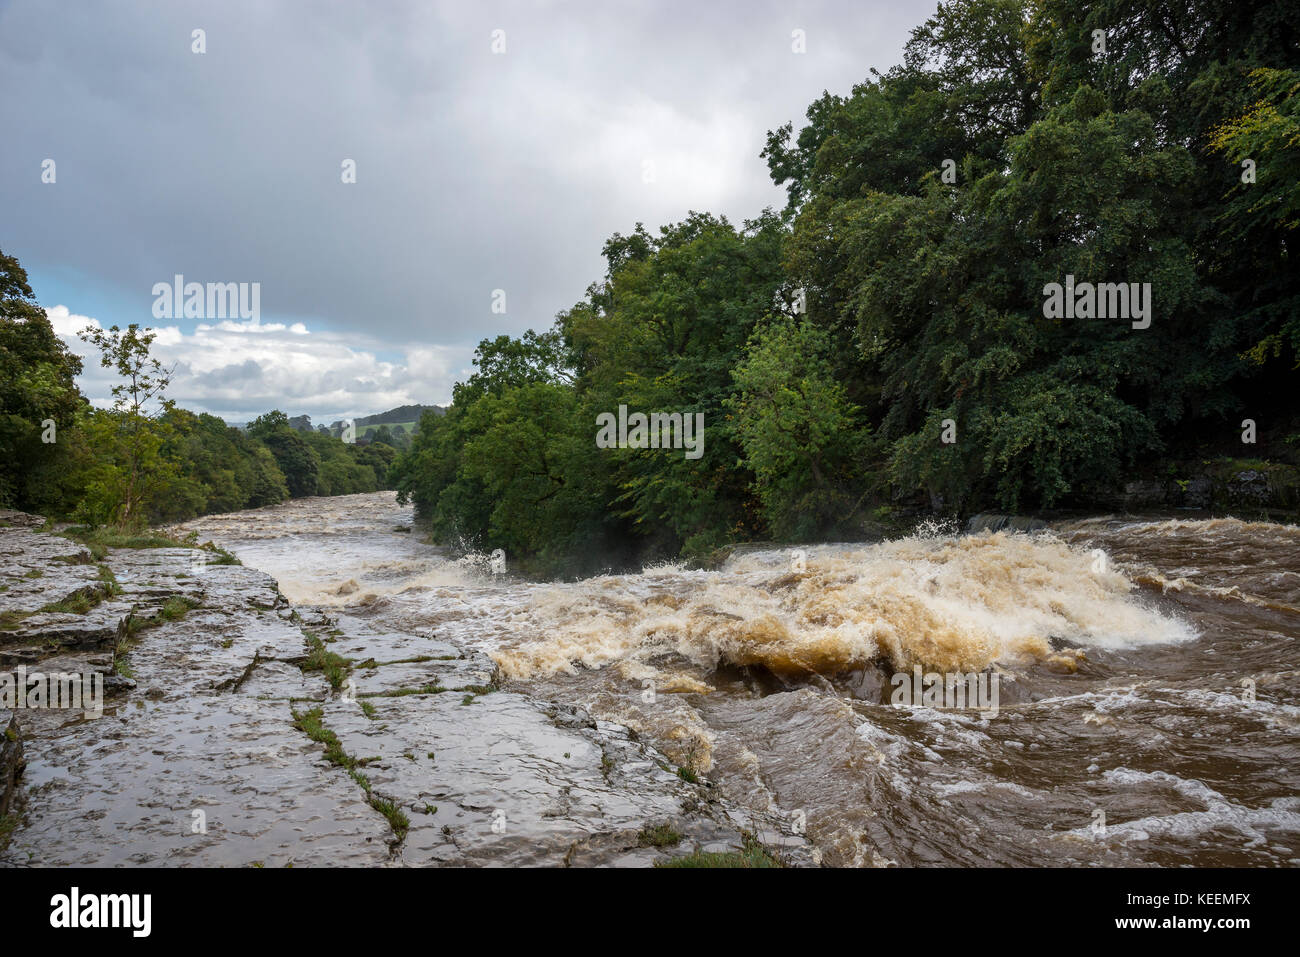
[174,493,1300,867]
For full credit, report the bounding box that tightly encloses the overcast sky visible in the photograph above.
[1,0,935,423]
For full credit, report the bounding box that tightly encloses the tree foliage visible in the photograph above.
[394,0,1299,570]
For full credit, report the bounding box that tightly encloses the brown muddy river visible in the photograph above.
[174,493,1300,867]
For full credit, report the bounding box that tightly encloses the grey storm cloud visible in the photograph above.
[1,0,934,415]
[194,358,267,389]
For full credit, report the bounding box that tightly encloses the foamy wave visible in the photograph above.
[494,530,1196,680]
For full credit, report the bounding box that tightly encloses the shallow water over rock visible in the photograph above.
[2,512,790,867]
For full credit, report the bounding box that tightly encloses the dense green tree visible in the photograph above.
[1210,67,1300,369]
[250,410,321,498]
[161,409,290,516]
[78,323,177,527]
[302,430,377,496]
[393,333,581,553]
[0,250,84,510]
[729,318,874,538]
[559,211,785,553]
[458,382,610,561]
[353,439,397,488]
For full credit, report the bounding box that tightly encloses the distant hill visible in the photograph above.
[312,403,447,446]
[356,404,443,427]
[233,404,445,440]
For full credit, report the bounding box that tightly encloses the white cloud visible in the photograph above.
[46,305,467,423]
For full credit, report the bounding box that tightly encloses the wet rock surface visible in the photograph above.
[0,516,796,867]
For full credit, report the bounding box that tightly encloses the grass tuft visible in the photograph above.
[291,706,409,845]
[655,835,781,868]
[301,631,350,689]
[637,823,683,848]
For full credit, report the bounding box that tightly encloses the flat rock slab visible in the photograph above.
[2,522,804,867]
[1,528,394,867]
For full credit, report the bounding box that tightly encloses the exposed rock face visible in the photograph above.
[1110,462,1300,514]
[1224,468,1270,506]
[1,515,802,867]
[0,511,44,530]
[965,514,1049,534]
[966,462,1300,528]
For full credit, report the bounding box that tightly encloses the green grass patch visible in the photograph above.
[38,590,101,615]
[359,700,377,719]
[96,564,120,596]
[655,836,781,869]
[290,705,408,845]
[22,568,43,579]
[196,543,240,566]
[157,595,199,621]
[126,596,200,636]
[637,823,683,848]
[291,706,359,771]
[55,526,241,567]
[58,526,182,561]
[301,631,350,689]
[458,684,497,705]
[51,552,94,565]
[0,813,19,853]
[368,796,410,841]
[0,609,35,630]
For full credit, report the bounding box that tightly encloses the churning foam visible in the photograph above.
[494,530,1196,680]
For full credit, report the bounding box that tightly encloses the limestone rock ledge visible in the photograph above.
[0,514,806,867]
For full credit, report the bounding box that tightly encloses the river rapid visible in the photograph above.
[172,492,1300,867]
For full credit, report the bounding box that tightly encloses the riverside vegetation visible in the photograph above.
[389,0,1299,573]
[1,253,399,529]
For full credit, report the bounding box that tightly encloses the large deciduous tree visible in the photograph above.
[0,250,84,510]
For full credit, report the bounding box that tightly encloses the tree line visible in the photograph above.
[1,255,398,527]
[391,0,1299,573]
